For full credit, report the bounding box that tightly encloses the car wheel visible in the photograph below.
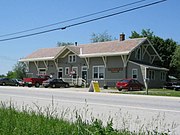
[65,84,69,88]
[28,84,32,87]
[118,89,122,91]
[2,82,6,86]
[35,82,40,88]
[128,87,133,91]
[52,84,56,88]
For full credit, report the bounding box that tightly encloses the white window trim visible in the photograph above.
[72,66,78,75]
[38,68,46,75]
[65,67,70,75]
[68,54,76,63]
[148,70,155,80]
[93,65,105,80]
[81,66,87,71]
[132,69,138,79]
[57,67,63,79]
[160,71,166,81]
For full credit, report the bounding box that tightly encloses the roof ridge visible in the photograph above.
[77,37,147,47]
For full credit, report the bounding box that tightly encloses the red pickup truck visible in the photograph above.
[23,75,50,87]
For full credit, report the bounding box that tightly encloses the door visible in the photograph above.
[72,67,78,78]
[58,67,63,78]
[81,66,87,81]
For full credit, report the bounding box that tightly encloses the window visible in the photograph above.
[38,68,46,75]
[93,66,105,79]
[65,67,69,75]
[68,54,76,63]
[148,70,155,80]
[161,71,166,81]
[132,69,138,79]
[136,48,142,60]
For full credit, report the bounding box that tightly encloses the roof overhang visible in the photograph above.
[129,61,169,71]
[79,51,130,58]
[19,57,54,62]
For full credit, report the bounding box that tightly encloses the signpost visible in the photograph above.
[88,81,100,92]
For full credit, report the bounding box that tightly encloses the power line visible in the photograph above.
[0,0,146,38]
[0,0,167,42]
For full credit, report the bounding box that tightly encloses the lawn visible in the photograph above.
[112,88,180,97]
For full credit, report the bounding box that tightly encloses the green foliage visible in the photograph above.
[0,74,5,78]
[91,31,114,43]
[129,29,153,39]
[13,62,27,79]
[6,71,16,79]
[170,45,180,78]
[151,37,177,69]
[6,62,27,79]
[0,105,132,135]
[57,42,74,47]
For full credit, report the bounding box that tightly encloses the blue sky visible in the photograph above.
[0,0,179,75]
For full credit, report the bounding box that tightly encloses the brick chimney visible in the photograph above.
[74,42,78,46]
[120,33,125,41]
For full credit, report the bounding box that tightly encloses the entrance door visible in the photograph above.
[72,67,78,78]
[81,66,87,80]
[58,67,63,78]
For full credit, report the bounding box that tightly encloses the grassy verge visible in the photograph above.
[0,103,132,135]
[111,88,180,97]
[0,101,177,135]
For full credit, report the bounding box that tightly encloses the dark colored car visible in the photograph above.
[116,79,144,91]
[0,78,18,86]
[42,79,69,88]
[12,79,25,86]
[163,82,180,91]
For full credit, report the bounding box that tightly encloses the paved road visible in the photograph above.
[0,86,180,134]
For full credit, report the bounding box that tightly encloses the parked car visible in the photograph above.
[0,78,18,86]
[23,74,50,87]
[163,82,180,91]
[42,79,70,88]
[116,79,144,91]
[12,79,25,86]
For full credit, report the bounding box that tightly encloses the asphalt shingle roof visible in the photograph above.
[23,46,65,59]
[78,38,146,55]
[20,37,147,61]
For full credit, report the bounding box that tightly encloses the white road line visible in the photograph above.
[0,93,180,114]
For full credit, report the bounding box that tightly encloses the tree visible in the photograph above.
[170,45,180,78]
[129,29,153,39]
[90,31,113,43]
[6,71,16,79]
[0,74,5,78]
[13,62,27,79]
[57,42,73,47]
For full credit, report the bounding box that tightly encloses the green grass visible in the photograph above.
[111,88,180,97]
[0,101,176,135]
[0,103,132,135]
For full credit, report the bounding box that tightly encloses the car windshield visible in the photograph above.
[46,79,53,82]
[120,80,130,83]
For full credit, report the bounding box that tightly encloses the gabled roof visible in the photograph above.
[78,38,146,57]
[19,37,148,62]
[19,47,65,62]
